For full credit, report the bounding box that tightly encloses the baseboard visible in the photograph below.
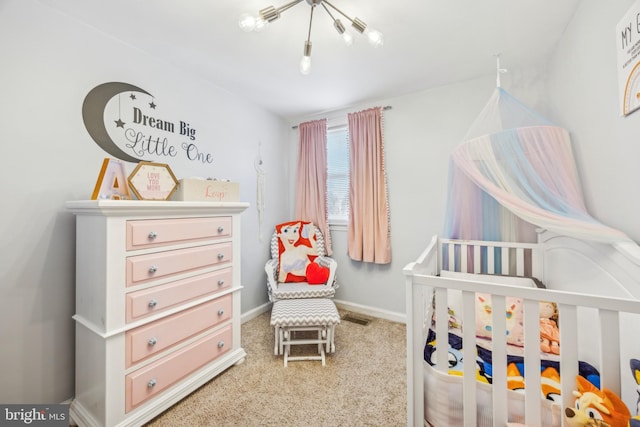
[333,299,406,324]
[241,302,271,324]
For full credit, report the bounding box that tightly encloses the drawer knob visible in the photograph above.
[217,308,224,316]
[149,265,158,274]
[148,337,157,346]
[148,299,158,308]
[217,253,224,260]
[217,226,224,233]
[217,279,225,286]
[217,341,225,349]
[147,379,157,388]
[148,231,157,239]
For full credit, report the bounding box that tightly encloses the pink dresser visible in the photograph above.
[66,200,248,427]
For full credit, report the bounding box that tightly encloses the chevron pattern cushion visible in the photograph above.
[271,283,336,300]
[270,299,340,327]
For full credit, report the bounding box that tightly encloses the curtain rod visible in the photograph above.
[291,105,392,129]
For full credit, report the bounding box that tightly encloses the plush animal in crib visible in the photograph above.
[540,301,560,355]
[564,375,631,427]
[424,338,490,384]
[630,359,640,426]
[540,366,562,402]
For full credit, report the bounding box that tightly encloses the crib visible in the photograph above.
[404,230,640,426]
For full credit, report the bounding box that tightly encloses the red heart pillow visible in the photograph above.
[305,262,330,285]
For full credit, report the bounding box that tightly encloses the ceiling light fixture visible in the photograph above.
[239,0,383,75]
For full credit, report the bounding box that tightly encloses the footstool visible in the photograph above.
[270,298,340,367]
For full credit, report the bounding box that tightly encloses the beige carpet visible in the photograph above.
[145,308,407,427]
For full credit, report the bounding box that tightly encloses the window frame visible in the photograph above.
[326,124,349,228]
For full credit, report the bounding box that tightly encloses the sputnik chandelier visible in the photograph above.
[239,0,384,75]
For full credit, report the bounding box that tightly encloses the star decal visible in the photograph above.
[115,118,125,128]
[129,93,136,100]
[149,101,156,109]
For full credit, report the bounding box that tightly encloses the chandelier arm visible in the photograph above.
[320,2,336,21]
[321,2,348,38]
[277,0,305,15]
[321,0,355,25]
[306,3,316,44]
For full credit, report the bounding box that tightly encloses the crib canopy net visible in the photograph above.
[443,87,629,244]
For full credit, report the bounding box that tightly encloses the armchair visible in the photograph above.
[265,220,338,302]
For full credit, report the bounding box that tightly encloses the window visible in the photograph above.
[326,126,349,224]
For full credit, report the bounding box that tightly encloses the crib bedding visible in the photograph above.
[405,234,640,426]
[423,329,601,400]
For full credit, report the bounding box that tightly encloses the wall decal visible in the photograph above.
[82,82,149,163]
[82,82,214,164]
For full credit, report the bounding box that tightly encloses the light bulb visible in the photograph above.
[342,32,353,46]
[333,19,353,46]
[299,56,312,75]
[254,17,267,32]
[238,14,256,32]
[365,28,384,48]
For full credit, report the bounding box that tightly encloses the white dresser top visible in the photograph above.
[66,200,250,216]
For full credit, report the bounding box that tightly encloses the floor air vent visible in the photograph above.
[342,314,371,326]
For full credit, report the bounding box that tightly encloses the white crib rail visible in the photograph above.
[439,237,542,279]
[404,235,640,427]
[404,235,439,426]
[408,271,640,426]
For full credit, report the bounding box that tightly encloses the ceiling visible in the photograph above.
[40,0,581,120]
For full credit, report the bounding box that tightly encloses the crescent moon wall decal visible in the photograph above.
[82,82,151,163]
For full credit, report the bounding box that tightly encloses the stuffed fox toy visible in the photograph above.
[564,375,631,427]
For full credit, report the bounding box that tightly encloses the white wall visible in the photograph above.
[0,0,289,404]
[547,0,640,243]
[4,0,639,407]
[287,2,640,321]
[288,70,551,320]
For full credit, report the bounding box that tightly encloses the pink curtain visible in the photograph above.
[294,119,332,255]
[347,107,391,263]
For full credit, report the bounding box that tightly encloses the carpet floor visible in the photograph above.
[144,308,407,427]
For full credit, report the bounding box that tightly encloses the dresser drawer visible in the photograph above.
[126,217,232,250]
[125,269,232,323]
[126,243,232,286]
[125,325,232,412]
[125,295,232,367]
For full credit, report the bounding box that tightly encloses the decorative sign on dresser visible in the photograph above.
[66,200,249,427]
[127,162,179,201]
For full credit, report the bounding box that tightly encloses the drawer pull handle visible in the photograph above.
[217,226,224,233]
[217,279,225,286]
[148,231,157,239]
[147,379,157,388]
[148,299,158,308]
[148,337,157,346]
[149,265,158,274]
[217,308,224,316]
[217,253,224,260]
[217,341,225,349]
